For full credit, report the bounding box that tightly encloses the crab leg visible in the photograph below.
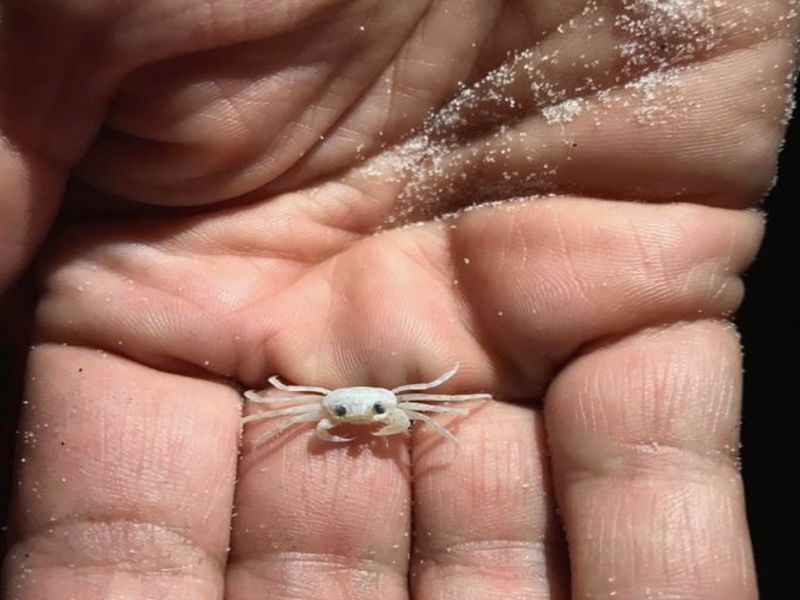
[251,409,324,446]
[405,409,459,445]
[391,364,459,394]
[268,375,330,395]
[397,392,491,402]
[241,403,320,425]
[244,391,322,405]
[398,401,469,416]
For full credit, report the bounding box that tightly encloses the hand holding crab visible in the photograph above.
[242,364,490,446]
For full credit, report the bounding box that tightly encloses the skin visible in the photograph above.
[0,1,797,598]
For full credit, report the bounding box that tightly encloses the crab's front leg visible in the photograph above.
[251,410,323,446]
[315,418,355,443]
[372,409,411,437]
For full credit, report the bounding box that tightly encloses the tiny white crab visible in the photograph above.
[242,364,491,446]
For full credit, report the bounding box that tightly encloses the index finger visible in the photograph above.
[2,344,240,599]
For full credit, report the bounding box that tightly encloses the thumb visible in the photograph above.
[0,2,114,291]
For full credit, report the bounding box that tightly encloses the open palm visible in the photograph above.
[2,1,796,598]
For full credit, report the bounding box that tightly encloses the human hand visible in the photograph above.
[1,1,797,598]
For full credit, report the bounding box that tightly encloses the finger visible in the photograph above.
[0,143,61,290]
[546,320,756,598]
[341,1,794,222]
[227,384,410,600]
[451,198,764,389]
[2,344,239,599]
[35,197,762,402]
[411,400,569,600]
[374,27,795,216]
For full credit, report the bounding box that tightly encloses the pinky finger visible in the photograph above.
[546,321,757,599]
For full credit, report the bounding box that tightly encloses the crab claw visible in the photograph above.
[320,433,355,443]
[372,424,408,437]
[372,410,411,437]
[315,418,355,443]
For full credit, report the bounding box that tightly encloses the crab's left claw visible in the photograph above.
[371,410,411,437]
[315,418,354,443]
[372,424,408,437]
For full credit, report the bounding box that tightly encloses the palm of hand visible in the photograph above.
[3,0,795,598]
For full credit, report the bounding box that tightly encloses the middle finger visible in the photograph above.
[411,400,569,600]
[228,381,411,600]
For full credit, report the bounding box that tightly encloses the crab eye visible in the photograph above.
[334,405,347,417]
[373,402,386,414]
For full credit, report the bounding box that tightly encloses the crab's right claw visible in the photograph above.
[315,418,354,443]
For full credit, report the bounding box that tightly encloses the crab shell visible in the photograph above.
[322,387,398,424]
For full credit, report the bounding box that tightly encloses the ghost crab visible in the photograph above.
[242,364,491,446]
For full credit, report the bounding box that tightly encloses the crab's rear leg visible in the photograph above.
[398,401,469,417]
[405,409,459,446]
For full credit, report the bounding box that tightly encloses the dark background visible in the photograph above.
[738,86,798,598]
